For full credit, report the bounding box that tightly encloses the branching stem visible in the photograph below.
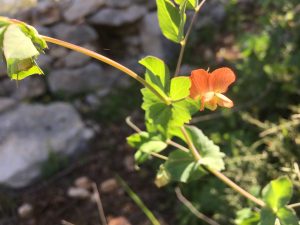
[174,0,207,76]
[180,126,266,207]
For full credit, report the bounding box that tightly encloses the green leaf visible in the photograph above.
[3,24,39,60]
[163,150,203,183]
[277,207,299,225]
[170,76,191,101]
[235,208,260,225]
[175,0,198,9]
[182,126,225,171]
[155,165,171,187]
[2,24,46,80]
[259,207,276,225]
[139,56,170,95]
[0,17,11,27]
[262,176,293,211]
[127,132,167,164]
[156,0,185,43]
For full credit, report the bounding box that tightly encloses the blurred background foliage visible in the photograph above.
[176,0,300,224]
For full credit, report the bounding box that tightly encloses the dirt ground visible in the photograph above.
[0,123,176,225]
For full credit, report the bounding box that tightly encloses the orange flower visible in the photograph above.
[190,67,236,111]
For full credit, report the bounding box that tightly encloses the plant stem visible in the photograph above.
[180,126,202,159]
[180,126,266,207]
[41,35,171,105]
[167,139,189,153]
[288,202,300,209]
[174,0,207,77]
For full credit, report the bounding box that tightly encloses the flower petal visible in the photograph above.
[209,67,236,93]
[215,93,234,108]
[200,92,214,111]
[205,96,218,111]
[190,69,210,99]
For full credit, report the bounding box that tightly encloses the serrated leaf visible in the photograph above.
[139,56,170,96]
[175,0,198,9]
[127,132,167,164]
[170,76,191,101]
[183,126,225,171]
[262,176,293,211]
[156,0,185,43]
[163,150,204,183]
[277,207,299,225]
[259,207,276,225]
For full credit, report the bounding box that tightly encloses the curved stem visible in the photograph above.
[174,0,207,77]
[41,35,171,105]
[288,202,300,209]
[180,126,266,207]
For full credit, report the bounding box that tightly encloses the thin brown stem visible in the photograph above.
[126,117,142,133]
[288,202,300,209]
[41,35,171,105]
[167,139,189,153]
[180,126,266,207]
[175,187,221,225]
[174,0,207,77]
[180,126,202,159]
[92,183,107,225]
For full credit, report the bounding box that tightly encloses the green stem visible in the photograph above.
[174,0,207,77]
[41,35,171,105]
[180,126,266,207]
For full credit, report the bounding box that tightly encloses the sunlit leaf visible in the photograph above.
[262,176,293,211]
[170,76,191,101]
[156,0,185,43]
[277,207,299,225]
[175,0,198,9]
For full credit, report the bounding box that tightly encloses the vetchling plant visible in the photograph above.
[0,0,299,224]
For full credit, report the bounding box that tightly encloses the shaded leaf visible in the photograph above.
[235,208,260,225]
[259,207,276,225]
[183,126,225,171]
[277,207,299,225]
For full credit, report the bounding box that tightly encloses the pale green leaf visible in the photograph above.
[262,176,293,211]
[170,76,191,101]
[139,56,170,95]
[156,0,185,43]
[175,0,198,9]
[3,24,39,60]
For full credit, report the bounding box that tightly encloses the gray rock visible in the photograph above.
[0,98,17,113]
[48,63,112,95]
[0,102,93,187]
[0,76,46,100]
[51,23,98,44]
[63,0,105,22]
[89,5,147,27]
[106,0,132,8]
[36,54,53,71]
[140,12,164,58]
[34,1,61,25]
[63,51,90,68]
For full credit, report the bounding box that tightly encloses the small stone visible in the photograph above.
[0,98,17,113]
[106,0,132,8]
[49,46,68,59]
[64,0,105,22]
[68,187,90,199]
[34,1,61,25]
[18,203,33,218]
[100,178,118,193]
[51,23,98,45]
[108,217,131,225]
[140,12,164,58]
[48,63,110,96]
[63,51,90,68]
[74,176,92,190]
[89,5,147,27]
[124,156,135,172]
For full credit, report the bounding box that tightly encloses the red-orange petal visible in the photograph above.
[215,93,234,108]
[209,67,236,93]
[190,69,210,99]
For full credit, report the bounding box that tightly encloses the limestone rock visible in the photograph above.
[63,51,90,68]
[89,5,147,27]
[63,0,105,22]
[51,23,98,45]
[48,63,112,96]
[140,12,164,58]
[0,102,93,187]
[106,0,132,8]
[34,1,61,25]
